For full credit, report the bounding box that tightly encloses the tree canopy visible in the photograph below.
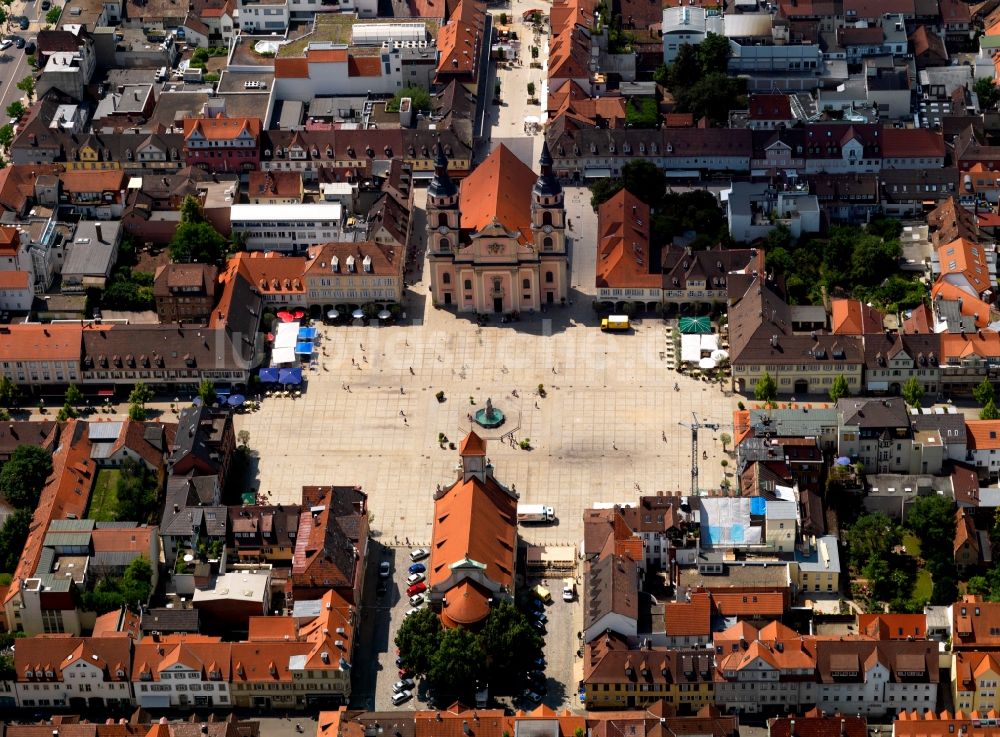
[168,221,228,264]
[394,607,442,675]
[115,459,159,523]
[974,378,997,409]
[198,379,217,405]
[387,86,431,113]
[0,509,31,573]
[428,627,483,696]
[663,36,742,125]
[754,372,777,402]
[0,445,53,509]
[625,97,659,128]
[479,600,543,681]
[829,375,850,403]
[982,399,1000,421]
[845,512,899,570]
[82,556,153,613]
[976,77,1000,111]
[902,377,925,408]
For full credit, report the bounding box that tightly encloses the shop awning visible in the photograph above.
[679,316,712,334]
[584,168,612,179]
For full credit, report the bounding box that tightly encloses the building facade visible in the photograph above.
[427,143,569,313]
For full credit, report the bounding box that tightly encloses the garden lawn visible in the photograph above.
[88,468,121,521]
[902,532,921,557]
[913,568,933,601]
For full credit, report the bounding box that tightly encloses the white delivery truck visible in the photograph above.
[517,504,555,523]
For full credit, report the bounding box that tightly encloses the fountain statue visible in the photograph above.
[473,397,505,428]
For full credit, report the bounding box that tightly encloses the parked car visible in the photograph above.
[14,37,24,48]
[391,690,412,706]
[534,612,547,624]
[395,656,406,668]
[409,593,425,606]
[531,619,545,631]
[18,18,28,29]
[393,679,415,693]
[406,572,425,585]
[523,690,541,702]
[378,561,391,578]
[533,657,545,668]
[0,40,11,50]
[406,581,427,597]
[24,40,34,54]
[410,548,428,561]
[404,607,421,618]
[40,0,50,9]
[408,562,426,574]
[398,668,412,678]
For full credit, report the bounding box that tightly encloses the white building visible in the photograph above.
[15,637,134,709]
[0,271,33,311]
[661,6,723,63]
[230,203,345,253]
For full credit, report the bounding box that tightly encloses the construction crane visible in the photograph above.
[678,412,720,496]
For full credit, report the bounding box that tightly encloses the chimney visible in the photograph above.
[95,223,103,242]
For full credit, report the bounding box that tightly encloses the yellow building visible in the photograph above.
[583,633,713,712]
[790,535,841,594]
[953,651,1000,713]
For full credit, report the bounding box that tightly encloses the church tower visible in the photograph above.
[531,142,569,305]
[427,143,459,256]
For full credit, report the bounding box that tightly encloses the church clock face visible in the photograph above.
[438,225,449,235]
[543,224,553,234]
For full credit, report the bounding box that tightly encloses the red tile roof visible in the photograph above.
[857,613,927,640]
[664,591,712,637]
[596,189,658,290]
[882,128,945,159]
[953,596,1000,649]
[459,144,536,245]
[711,592,786,617]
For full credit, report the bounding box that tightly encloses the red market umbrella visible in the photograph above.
[293,310,305,319]
[277,311,294,322]
[266,333,275,342]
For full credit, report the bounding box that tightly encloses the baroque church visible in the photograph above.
[427,143,570,313]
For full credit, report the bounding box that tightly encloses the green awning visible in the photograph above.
[679,316,712,334]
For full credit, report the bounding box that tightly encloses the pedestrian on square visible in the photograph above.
[400,387,404,395]
[409,366,415,375]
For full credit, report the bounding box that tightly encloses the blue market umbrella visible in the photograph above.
[227,394,246,407]
[835,456,851,466]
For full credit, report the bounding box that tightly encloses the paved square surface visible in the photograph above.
[234,187,739,551]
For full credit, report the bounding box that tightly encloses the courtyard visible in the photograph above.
[234,187,737,549]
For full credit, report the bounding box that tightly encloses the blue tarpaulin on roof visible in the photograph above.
[294,342,314,354]
[750,497,767,516]
[259,367,280,382]
[297,326,317,340]
[279,368,303,385]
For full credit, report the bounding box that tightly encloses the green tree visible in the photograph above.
[128,402,147,421]
[666,43,699,90]
[428,626,483,696]
[845,512,900,570]
[56,402,77,421]
[982,399,1000,421]
[128,383,152,406]
[589,177,624,209]
[696,33,731,73]
[754,372,777,403]
[44,6,60,23]
[115,458,158,522]
[168,221,227,264]
[653,63,668,87]
[901,376,925,408]
[237,429,250,448]
[15,75,34,99]
[829,374,850,403]
[120,556,153,605]
[0,124,13,149]
[387,85,431,113]
[906,495,955,554]
[394,607,442,675]
[65,384,83,407]
[179,194,204,224]
[527,82,536,98]
[621,160,666,205]
[673,71,745,125]
[197,379,217,406]
[0,509,31,572]
[479,600,542,680]
[0,445,52,508]
[0,375,17,407]
[720,432,732,452]
[969,575,991,596]
[976,77,1000,110]
[5,101,23,119]
[975,378,997,408]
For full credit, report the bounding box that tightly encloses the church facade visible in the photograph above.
[427,143,570,313]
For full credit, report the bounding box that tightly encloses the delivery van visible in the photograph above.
[517,504,555,523]
[601,315,630,331]
[562,578,576,601]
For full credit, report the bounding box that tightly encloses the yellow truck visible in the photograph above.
[601,315,630,331]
